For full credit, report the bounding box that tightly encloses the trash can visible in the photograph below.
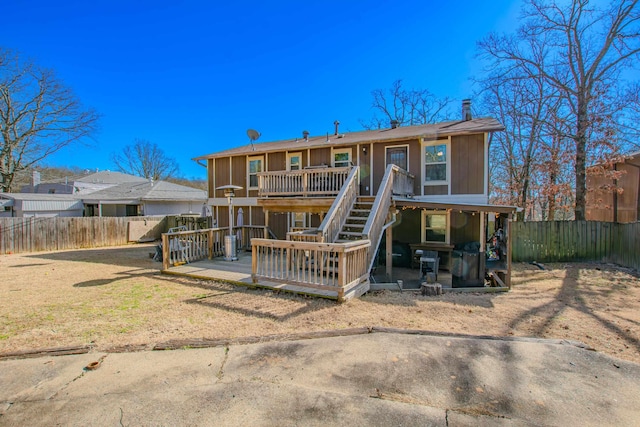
[452,250,483,287]
[224,235,238,261]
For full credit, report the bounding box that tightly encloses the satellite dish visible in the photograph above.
[247,129,261,141]
[247,129,260,151]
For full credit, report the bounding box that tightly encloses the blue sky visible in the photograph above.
[2,0,521,179]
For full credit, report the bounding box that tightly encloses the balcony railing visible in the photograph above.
[257,166,352,197]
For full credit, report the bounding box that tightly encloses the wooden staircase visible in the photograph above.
[335,196,375,243]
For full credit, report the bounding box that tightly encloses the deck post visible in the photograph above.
[208,229,214,259]
[386,226,393,279]
[264,210,270,239]
[251,243,258,283]
[506,214,512,288]
[162,233,169,270]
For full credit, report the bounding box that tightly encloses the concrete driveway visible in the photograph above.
[2,331,639,426]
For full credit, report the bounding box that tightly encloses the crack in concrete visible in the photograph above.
[216,347,229,381]
[49,354,108,400]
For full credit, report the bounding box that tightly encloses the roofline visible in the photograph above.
[394,198,520,214]
[193,121,505,161]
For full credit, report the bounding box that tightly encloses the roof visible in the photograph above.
[80,180,206,203]
[194,118,504,160]
[0,193,84,211]
[76,171,148,185]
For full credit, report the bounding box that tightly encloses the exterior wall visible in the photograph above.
[587,157,640,223]
[451,134,485,195]
[214,158,231,198]
[450,211,480,244]
[371,139,420,194]
[310,147,331,167]
[232,156,247,197]
[268,152,286,171]
[144,201,201,216]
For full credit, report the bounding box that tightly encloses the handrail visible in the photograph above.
[316,166,360,243]
[361,164,413,272]
[257,166,352,197]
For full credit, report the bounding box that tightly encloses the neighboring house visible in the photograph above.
[5,171,206,217]
[586,151,640,223]
[0,193,84,218]
[81,180,206,217]
[192,101,518,298]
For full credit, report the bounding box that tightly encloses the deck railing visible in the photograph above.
[251,238,370,301]
[287,229,320,242]
[257,166,352,197]
[316,166,360,243]
[162,225,269,269]
[392,166,415,196]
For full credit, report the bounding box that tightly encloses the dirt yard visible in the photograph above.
[1,244,639,364]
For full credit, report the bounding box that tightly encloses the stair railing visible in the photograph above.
[316,166,360,243]
[362,164,414,271]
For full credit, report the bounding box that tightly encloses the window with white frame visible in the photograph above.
[287,152,302,171]
[424,141,447,183]
[332,148,351,167]
[291,212,306,229]
[247,156,263,189]
[421,210,449,243]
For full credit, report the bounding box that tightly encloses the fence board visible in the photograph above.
[512,220,640,270]
[0,217,167,254]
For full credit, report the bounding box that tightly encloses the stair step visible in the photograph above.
[343,224,364,229]
[351,209,370,214]
[346,216,367,222]
[339,231,364,237]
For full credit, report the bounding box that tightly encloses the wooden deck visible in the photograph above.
[162,251,344,299]
[163,252,507,299]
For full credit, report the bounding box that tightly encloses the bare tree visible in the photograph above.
[478,0,640,220]
[111,138,179,181]
[0,48,99,193]
[360,79,453,129]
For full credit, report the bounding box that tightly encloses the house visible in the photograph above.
[586,151,640,223]
[4,171,206,218]
[80,179,206,217]
[0,193,84,218]
[181,101,518,300]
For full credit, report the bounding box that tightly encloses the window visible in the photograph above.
[422,210,449,243]
[287,152,302,171]
[291,212,306,229]
[247,156,263,189]
[386,146,408,170]
[424,142,447,183]
[332,148,351,167]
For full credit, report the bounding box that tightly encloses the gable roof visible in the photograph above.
[76,171,148,185]
[80,180,206,203]
[194,117,504,160]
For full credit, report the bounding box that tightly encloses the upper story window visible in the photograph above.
[332,148,351,168]
[424,140,448,184]
[421,210,449,243]
[248,156,264,189]
[287,152,302,171]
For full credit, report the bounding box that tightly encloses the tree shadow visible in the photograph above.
[26,244,159,269]
[507,265,640,354]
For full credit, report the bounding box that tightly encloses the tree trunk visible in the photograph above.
[574,99,589,221]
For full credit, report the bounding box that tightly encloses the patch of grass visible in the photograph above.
[0,333,11,340]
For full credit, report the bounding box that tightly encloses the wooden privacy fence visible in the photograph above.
[512,221,640,270]
[0,217,166,254]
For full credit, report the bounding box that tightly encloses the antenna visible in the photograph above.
[247,129,261,151]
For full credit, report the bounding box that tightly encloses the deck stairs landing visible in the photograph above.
[335,196,375,243]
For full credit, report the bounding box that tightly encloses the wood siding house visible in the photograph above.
[586,151,640,223]
[174,111,517,300]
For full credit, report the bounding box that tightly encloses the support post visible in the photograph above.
[386,226,393,280]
